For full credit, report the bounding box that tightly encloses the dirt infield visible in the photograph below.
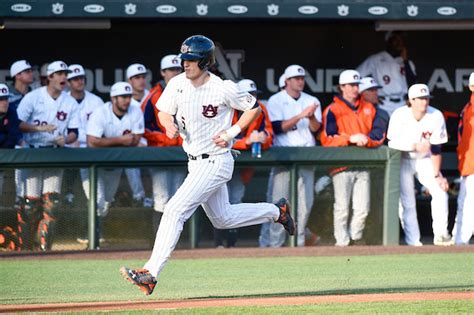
[1,291,472,313]
[2,244,473,260]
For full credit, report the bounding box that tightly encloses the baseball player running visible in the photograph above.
[387,83,451,246]
[357,31,416,116]
[141,54,185,234]
[453,72,474,245]
[16,60,79,251]
[120,35,295,295]
[86,82,145,240]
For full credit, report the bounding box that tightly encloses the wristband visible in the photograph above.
[219,125,241,142]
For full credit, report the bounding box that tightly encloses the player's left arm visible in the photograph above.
[430,110,449,191]
[215,105,261,147]
[308,98,322,132]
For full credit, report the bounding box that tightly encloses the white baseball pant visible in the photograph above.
[125,168,145,200]
[80,168,122,217]
[399,157,449,246]
[0,171,3,200]
[150,168,186,212]
[24,169,63,198]
[15,169,25,198]
[453,175,474,245]
[266,167,314,247]
[332,170,370,246]
[144,152,279,277]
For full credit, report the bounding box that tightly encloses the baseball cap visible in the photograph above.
[238,79,259,94]
[469,72,474,86]
[284,65,305,79]
[359,77,382,93]
[67,64,85,80]
[110,82,133,97]
[339,70,361,85]
[47,61,71,76]
[278,74,286,89]
[10,60,32,77]
[408,84,432,99]
[0,83,9,98]
[161,55,182,70]
[126,63,147,79]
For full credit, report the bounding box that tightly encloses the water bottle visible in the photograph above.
[251,142,262,158]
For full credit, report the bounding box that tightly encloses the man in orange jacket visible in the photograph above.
[141,54,184,233]
[453,72,474,245]
[213,78,274,247]
[321,70,386,246]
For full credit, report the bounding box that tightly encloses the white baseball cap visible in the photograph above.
[278,74,286,89]
[284,65,305,79]
[339,70,361,85]
[408,83,432,99]
[469,72,474,86]
[0,84,9,98]
[47,61,71,76]
[10,60,32,77]
[359,77,382,93]
[67,64,85,80]
[161,55,182,70]
[126,63,147,79]
[110,82,133,97]
[238,79,259,94]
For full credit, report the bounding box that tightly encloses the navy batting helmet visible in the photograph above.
[179,35,216,70]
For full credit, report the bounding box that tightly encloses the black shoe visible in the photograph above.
[275,198,296,235]
[120,266,157,296]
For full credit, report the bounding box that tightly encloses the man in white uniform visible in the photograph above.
[357,31,416,116]
[66,64,106,242]
[120,35,294,295]
[86,82,145,240]
[17,60,79,251]
[387,83,451,246]
[124,63,148,206]
[263,64,321,247]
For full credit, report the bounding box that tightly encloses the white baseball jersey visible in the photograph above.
[387,105,447,159]
[266,90,322,147]
[17,86,79,147]
[68,90,105,147]
[357,51,416,99]
[130,88,149,108]
[87,102,144,139]
[156,72,256,156]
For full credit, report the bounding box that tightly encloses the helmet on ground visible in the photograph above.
[179,35,216,70]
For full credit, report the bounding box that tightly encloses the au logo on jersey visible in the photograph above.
[56,111,68,121]
[202,104,218,118]
[123,129,132,135]
[421,131,432,139]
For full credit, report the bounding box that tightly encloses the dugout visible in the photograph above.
[0,0,472,250]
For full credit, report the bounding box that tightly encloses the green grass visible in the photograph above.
[0,253,472,305]
[93,300,474,314]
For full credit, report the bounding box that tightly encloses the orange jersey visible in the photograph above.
[141,82,182,147]
[232,101,273,150]
[321,95,386,148]
[457,93,474,176]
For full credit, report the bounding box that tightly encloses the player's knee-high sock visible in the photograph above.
[38,193,60,251]
[16,197,42,251]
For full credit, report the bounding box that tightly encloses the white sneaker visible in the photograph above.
[433,235,453,246]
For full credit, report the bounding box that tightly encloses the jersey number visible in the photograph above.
[33,120,48,126]
[382,75,391,85]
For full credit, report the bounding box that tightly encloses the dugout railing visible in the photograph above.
[0,146,401,250]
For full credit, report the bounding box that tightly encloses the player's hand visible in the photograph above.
[436,176,449,192]
[356,134,369,146]
[415,141,431,154]
[38,124,57,133]
[165,123,179,139]
[212,130,229,148]
[121,134,135,146]
[54,135,65,147]
[300,104,317,119]
[257,131,267,143]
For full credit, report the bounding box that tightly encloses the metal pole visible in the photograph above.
[189,210,198,249]
[289,163,298,247]
[383,149,401,245]
[88,165,98,250]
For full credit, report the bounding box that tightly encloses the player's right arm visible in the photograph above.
[156,77,179,139]
[86,109,134,147]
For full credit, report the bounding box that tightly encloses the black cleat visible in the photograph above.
[120,266,157,296]
[275,198,296,235]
